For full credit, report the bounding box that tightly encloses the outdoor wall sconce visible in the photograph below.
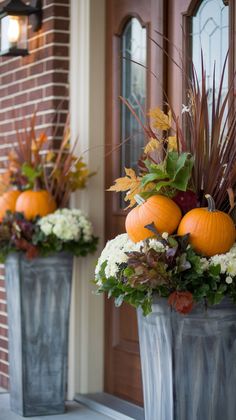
[0,0,42,56]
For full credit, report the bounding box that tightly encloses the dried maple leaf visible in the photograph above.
[46,150,55,162]
[168,136,177,152]
[144,138,162,154]
[0,171,11,195]
[149,107,172,131]
[14,237,39,259]
[168,291,194,314]
[108,168,141,207]
[108,168,156,208]
[8,150,20,173]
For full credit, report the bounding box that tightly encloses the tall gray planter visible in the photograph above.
[5,252,73,417]
[137,297,236,420]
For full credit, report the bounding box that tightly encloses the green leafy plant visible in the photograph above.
[141,151,194,193]
[95,231,235,316]
[0,113,94,207]
[0,210,98,262]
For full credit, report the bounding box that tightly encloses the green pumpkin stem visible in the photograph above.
[205,194,216,212]
[134,194,145,205]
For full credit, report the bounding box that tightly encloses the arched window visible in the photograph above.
[120,18,147,173]
[191,0,229,92]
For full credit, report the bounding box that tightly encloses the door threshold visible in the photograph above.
[75,392,144,420]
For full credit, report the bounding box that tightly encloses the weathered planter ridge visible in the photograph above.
[5,252,73,417]
[138,297,236,420]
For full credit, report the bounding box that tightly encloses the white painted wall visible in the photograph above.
[68,0,105,398]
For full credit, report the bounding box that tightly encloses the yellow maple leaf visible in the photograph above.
[149,107,171,131]
[8,150,20,173]
[168,136,177,152]
[0,171,11,195]
[144,138,163,154]
[31,139,37,152]
[46,150,55,162]
[108,168,141,207]
[108,168,157,208]
[124,182,156,208]
[108,168,140,193]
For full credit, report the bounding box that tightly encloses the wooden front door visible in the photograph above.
[105,0,164,406]
[105,0,232,407]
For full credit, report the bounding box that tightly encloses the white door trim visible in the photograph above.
[68,0,105,399]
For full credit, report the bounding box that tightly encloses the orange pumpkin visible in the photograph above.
[178,194,235,257]
[15,190,56,220]
[125,194,182,243]
[0,190,21,221]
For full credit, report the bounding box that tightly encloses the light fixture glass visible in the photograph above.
[0,14,27,55]
[8,16,20,45]
[0,0,42,57]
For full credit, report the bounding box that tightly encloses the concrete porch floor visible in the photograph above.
[0,393,114,420]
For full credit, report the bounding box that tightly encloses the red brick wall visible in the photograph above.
[0,0,70,389]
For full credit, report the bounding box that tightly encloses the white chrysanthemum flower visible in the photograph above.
[226,276,233,284]
[39,221,53,236]
[208,243,236,277]
[200,257,209,271]
[148,238,165,252]
[162,232,169,241]
[226,261,236,277]
[37,208,93,243]
[95,233,143,280]
[95,234,170,282]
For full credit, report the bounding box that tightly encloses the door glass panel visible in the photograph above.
[191,0,229,103]
[120,18,147,208]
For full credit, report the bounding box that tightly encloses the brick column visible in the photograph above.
[0,0,70,389]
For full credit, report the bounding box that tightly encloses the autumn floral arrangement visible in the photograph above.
[0,113,98,261]
[95,57,236,315]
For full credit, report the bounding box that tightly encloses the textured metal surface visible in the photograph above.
[0,393,114,420]
[138,298,236,420]
[5,252,73,417]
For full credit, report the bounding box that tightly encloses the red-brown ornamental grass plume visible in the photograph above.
[174,52,236,212]
[0,112,93,208]
[116,39,236,216]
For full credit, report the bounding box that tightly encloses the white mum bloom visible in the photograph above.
[226,276,233,284]
[148,238,165,252]
[209,243,236,277]
[52,216,80,241]
[226,261,236,277]
[39,221,53,236]
[95,233,143,280]
[95,233,171,282]
[162,232,169,241]
[200,258,209,271]
[37,208,94,243]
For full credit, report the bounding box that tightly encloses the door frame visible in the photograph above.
[68,0,106,399]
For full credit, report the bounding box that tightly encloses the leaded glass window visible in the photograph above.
[120,18,147,179]
[191,0,229,96]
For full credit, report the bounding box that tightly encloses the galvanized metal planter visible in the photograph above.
[5,252,73,417]
[137,297,236,420]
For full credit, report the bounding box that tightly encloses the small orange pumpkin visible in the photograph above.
[178,194,236,257]
[15,190,56,220]
[125,194,182,243]
[0,190,21,221]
